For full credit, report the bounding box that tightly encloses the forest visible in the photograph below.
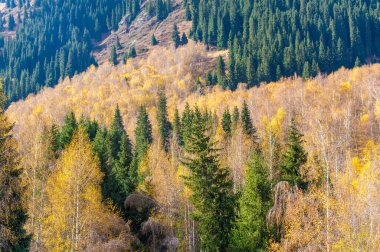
[2,42,380,251]
[186,0,380,88]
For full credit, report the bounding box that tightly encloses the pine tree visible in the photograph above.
[281,119,308,189]
[181,32,188,45]
[134,105,153,163]
[222,107,232,136]
[0,82,30,251]
[109,45,118,65]
[115,36,122,49]
[183,107,236,251]
[107,105,125,160]
[156,92,171,152]
[59,111,78,147]
[230,150,271,251]
[241,101,255,137]
[128,46,137,58]
[172,24,181,48]
[110,132,133,215]
[173,107,183,146]
[151,34,158,45]
[216,55,227,88]
[181,103,193,147]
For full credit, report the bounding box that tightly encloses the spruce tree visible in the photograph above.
[230,150,271,251]
[129,46,137,58]
[134,105,153,163]
[0,83,30,251]
[281,119,308,189]
[156,91,171,152]
[181,32,188,45]
[181,103,193,147]
[109,45,118,65]
[107,105,125,161]
[59,111,78,147]
[151,34,158,45]
[172,24,180,48]
[173,107,183,146]
[183,107,236,251]
[110,132,133,215]
[241,101,255,137]
[222,107,232,136]
[216,55,227,88]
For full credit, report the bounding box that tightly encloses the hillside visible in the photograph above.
[6,41,380,250]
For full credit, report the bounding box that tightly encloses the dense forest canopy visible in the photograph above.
[186,0,380,89]
[4,42,380,250]
[0,0,141,103]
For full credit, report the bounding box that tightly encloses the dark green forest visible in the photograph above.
[186,0,380,89]
[0,0,141,102]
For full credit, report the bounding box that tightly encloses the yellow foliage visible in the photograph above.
[360,113,369,124]
[42,128,106,251]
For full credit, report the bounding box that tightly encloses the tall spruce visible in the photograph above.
[173,107,183,146]
[134,105,153,163]
[172,24,181,48]
[230,150,271,251]
[181,103,193,147]
[281,119,308,189]
[107,105,125,160]
[241,101,255,137]
[183,107,236,251]
[0,82,30,251]
[156,92,171,152]
[222,107,232,136]
[59,111,78,147]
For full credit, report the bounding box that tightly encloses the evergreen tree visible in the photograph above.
[115,36,122,49]
[241,101,255,137]
[109,45,118,65]
[216,55,227,88]
[107,105,125,160]
[181,32,188,45]
[172,24,181,48]
[134,105,153,163]
[181,103,193,147]
[110,132,133,215]
[156,91,171,152]
[151,34,158,45]
[0,82,30,251]
[230,150,271,251]
[59,111,78,147]
[173,107,182,146]
[281,119,308,189]
[128,46,137,58]
[183,107,236,251]
[222,107,232,136]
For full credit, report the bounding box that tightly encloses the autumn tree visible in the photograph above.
[0,82,30,251]
[281,119,308,189]
[230,150,271,251]
[183,107,236,251]
[43,128,104,251]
